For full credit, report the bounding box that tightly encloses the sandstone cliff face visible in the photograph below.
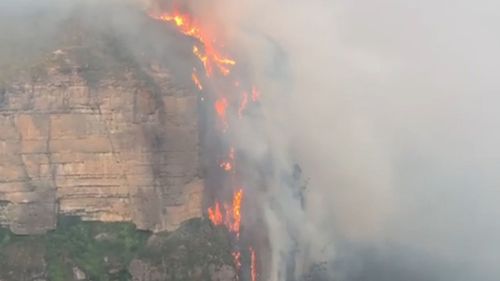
[0,49,203,234]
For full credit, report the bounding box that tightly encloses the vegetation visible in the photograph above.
[134,219,234,281]
[0,218,233,281]
[44,216,150,281]
[0,217,149,281]
[139,218,233,266]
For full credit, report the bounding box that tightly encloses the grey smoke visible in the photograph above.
[2,0,500,280]
[189,0,500,280]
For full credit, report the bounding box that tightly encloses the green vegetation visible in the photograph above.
[0,217,149,281]
[0,218,233,281]
[44,217,149,281]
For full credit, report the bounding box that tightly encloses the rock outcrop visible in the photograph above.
[0,48,203,234]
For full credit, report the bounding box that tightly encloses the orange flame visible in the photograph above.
[215,97,228,120]
[208,202,223,225]
[250,247,257,281]
[207,189,244,236]
[192,69,203,90]
[151,8,258,280]
[151,12,235,77]
[215,97,229,130]
[193,45,211,75]
[230,189,243,236]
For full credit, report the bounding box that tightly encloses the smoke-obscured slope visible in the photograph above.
[0,0,197,88]
[175,0,500,280]
[2,0,500,280]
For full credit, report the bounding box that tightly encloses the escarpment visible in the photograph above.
[0,41,203,235]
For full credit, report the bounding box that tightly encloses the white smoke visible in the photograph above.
[184,0,500,280]
[4,0,500,280]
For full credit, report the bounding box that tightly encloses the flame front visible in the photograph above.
[152,12,235,78]
[230,189,243,235]
[207,189,244,237]
[208,202,223,226]
[151,7,259,281]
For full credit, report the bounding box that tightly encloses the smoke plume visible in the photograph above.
[178,0,500,280]
[2,0,500,280]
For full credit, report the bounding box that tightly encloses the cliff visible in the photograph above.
[0,3,238,281]
[0,18,203,234]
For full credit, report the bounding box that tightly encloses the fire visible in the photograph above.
[230,189,243,236]
[208,202,223,226]
[151,7,258,280]
[250,247,257,281]
[215,97,228,119]
[193,46,210,75]
[207,189,244,237]
[151,11,235,77]
[192,69,203,90]
[215,97,229,129]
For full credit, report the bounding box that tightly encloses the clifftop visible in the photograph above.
[0,2,203,234]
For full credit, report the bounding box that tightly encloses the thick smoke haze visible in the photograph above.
[2,0,500,280]
[190,0,500,280]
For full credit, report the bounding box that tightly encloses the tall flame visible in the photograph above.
[208,202,223,225]
[230,189,243,235]
[150,7,259,281]
[207,189,244,237]
[151,12,235,77]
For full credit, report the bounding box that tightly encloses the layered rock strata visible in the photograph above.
[0,50,203,234]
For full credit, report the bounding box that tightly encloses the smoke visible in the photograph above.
[179,0,500,280]
[2,0,500,280]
